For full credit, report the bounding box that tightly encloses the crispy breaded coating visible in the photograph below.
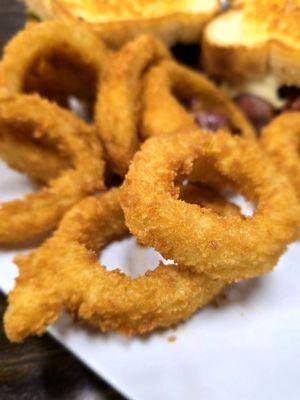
[141,60,256,140]
[0,95,105,244]
[121,130,300,282]
[97,35,170,175]
[0,20,108,98]
[261,113,300,200]
[5,189,225,343]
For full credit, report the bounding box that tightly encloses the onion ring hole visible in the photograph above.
[100,236,174,278]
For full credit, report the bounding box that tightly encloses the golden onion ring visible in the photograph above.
[121,129,299,282]
[0,95,105,244]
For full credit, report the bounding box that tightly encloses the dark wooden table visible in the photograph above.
[0,1,124,399]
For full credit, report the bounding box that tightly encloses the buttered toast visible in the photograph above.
[203,0,300,87]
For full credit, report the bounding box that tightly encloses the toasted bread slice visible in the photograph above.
[203,0,300,87]
[24,0,220,48]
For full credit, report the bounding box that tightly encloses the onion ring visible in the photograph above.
[97,36,255,176]
[0,20,109,181]
[97,35,170,175]
[0,94,105,244]
[4,187,228,343]
[121,129,299,282]
[141,60,256,140]
[261,113,300,200]
[0,20,109,114]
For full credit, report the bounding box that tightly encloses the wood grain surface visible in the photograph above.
[0,1,124,399]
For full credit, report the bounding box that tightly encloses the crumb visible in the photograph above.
[167,335,177,343]
[212,291,228,308]
[209,240,218,249]
[240,311,245,316]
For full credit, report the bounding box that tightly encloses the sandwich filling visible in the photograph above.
[221,75,300,134]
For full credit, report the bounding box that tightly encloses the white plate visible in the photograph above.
[1,162,300,400]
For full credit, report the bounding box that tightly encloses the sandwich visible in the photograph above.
[202,0,300,130]
[23,0,220,48]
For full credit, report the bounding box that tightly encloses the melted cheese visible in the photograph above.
[221,75,285,107]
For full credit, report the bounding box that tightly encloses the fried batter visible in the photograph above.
[141,60,256,140]
[97,35,170,175]
[0,95,105,244]
[121,130,300,282]
[261,113,300,200]
[5,189,224,342]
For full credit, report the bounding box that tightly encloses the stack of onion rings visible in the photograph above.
[97,37,256,176]
[0,18,298,343]
[5,187,233,342]
[4,126,299,341]
[0,94,105,244]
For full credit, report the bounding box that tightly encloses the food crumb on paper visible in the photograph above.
[212,292,228,308]
[167,335,177,343]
